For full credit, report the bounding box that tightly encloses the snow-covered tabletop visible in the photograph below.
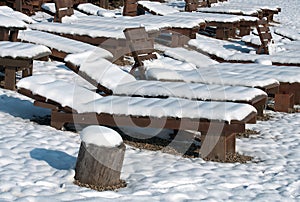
[0,13,27,29]
[77,3,116,17]
[167,12,258,23]
[0,41,51,59]
[28,22,127,39]
[17,75,257,122]
[189,34,300,65]
[0,6,35,24]
[18,30,113,59]
[138,1,179,16]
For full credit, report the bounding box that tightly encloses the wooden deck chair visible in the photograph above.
[123,27,157,76]
[17,75,257,160]
[54,0,74,22]
[256,19,272,54]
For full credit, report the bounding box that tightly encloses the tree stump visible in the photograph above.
[74,126,126,188]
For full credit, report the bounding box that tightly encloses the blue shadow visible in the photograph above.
[30,148,77,170]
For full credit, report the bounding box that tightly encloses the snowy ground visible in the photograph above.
[0,0,300,201]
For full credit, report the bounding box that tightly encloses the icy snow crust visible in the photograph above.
[17,75,256,122]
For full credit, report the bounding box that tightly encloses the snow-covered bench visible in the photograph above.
[18,29,113,61]
[197,1,280,22]
[146,62,300,112]
[135,1,258,39]
[64,51,268,116]
[76,3,116,17]
[17,74,257,160]
[0,14,51,90]
[188,34,300,66]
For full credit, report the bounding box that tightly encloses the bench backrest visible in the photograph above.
[123,0,138,16]
[123,27,157,76]
[54,0,74,22]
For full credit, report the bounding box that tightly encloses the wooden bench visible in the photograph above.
[0,16,51,90]
[17,75,257,161]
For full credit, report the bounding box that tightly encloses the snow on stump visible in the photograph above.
[74,126,126,191]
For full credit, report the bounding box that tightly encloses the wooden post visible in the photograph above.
[74,126,126,188]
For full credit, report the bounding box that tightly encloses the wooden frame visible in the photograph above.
[18,87,256,161]
[256,19,272,54]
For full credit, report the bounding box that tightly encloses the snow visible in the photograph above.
[189,34,300,65]
[80,126,123,148]
[115,80,267,102]
[65,53,265,102]
[146,67,279,88]
[18,30,113,58]
[0,13,27,29]
[1,0,300,201]
[138,1,179,15]
[0,41,51,59]
[274,27,300,41]
[17,75,257,122]
[168,12,258,23]
[164,47,219,68]
[77,3,116,17]
[28,22,127,39]
[0,6,35,24]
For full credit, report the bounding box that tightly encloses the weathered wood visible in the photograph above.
[185,0,199,11]
[54,0,74,22]
[279,82,300,105]
[75,141,126,187]
[123,0,138,16]
[123,27,157,76]
[256,19,272,54]
[274,93,294,112]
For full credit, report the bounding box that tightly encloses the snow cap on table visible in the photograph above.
[0,13,27,29]
[18,30,112,58]
[80,125,123,148]
[0,41,51,59]
[65,53,136,91]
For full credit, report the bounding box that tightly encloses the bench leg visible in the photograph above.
[22,62,33,78]
[200,132,236,161]
[274,93,294,113]
[4,66,16,90]
[51,110,68,130]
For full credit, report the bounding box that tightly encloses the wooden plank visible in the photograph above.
[4,66,16,90]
